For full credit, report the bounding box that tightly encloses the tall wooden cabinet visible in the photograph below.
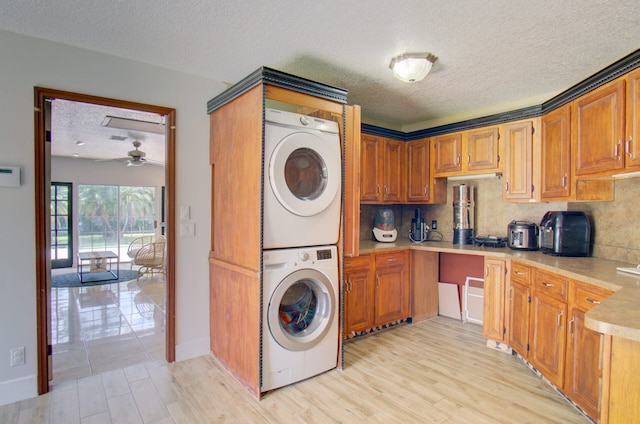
[207,68,348,397]
[506,261,532,357]
[541,104,572,200]
[503,119,539,202]
[406,138,446,204]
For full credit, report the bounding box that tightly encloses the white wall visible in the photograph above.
[0,29,227,405]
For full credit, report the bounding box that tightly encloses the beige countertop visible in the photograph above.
[358,238,640,341]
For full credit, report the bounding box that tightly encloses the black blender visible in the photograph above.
[410,208,428,242]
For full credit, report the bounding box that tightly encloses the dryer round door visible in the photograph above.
[267,268,336,351]
[268,131,340,217]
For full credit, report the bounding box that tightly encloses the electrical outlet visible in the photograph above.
[10,347,25,367]
[431,220,438,230]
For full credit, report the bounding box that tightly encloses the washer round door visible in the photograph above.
[267,269,336,351]
[268,130,341,217]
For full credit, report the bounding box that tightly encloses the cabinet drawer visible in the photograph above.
[534,270,568,302]
[344,255,371,269]
[572,281,613,312]
[511,262,531,286]
[375,251,406,268]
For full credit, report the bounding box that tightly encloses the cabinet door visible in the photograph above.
[573,79,625,176]
[529,291,567,388]
[482,258,506,342]
[406,138,430,202]
[374,264,409,325]
[360,134,381,201]
[565,309,603,420]
[507,280,530,358]
[433,133,462,174]
[503,121,534,200]
[467,127,500,171]
[541,104,571,200]
[382,138,404,202]
[626,68,640,169]
[343,263,374,337]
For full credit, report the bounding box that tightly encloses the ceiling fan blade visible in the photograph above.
[95,157,129,163]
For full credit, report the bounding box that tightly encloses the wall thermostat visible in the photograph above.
[0,166,20,187]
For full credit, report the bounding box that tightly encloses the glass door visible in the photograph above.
[50,182,72,269]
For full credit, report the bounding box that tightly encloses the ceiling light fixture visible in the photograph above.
[389,53,438,83]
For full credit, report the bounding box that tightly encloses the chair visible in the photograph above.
[133,237,166,281]
[127,235,154,269]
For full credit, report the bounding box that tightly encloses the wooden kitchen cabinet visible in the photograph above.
[374,251,410,325]
[432,132,462,174]
[433,127,501,177]
[406,138,446,204]
[506,261,532,358]
[503,119,540,202]
[467,126,500,171]
[360,134,404,203]
[343,250,410,338]
[565,281,613,422]
[572,70,640,177]
[343,255,375,337]
[482,258,507,342]
[541,104,572,200]
[528,269,568,389]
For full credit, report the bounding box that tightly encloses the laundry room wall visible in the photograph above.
[0,29,227,405]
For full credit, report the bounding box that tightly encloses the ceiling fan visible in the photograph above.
[99,140,163,167]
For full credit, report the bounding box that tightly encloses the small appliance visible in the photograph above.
[539,211,591,256]
[372,208,397,242]
[507,220,539,250]
[410,208,428,242]
[452,184,475,245]
[473,235,508,248]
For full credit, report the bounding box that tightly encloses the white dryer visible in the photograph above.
[263,108,342,249]
[262,245,339,392]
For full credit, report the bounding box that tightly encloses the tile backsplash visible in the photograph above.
[359,177,639,264]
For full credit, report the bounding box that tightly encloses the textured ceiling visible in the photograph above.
[3,0,640,132]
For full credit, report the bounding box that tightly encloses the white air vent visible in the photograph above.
[109,135,128,141]
[102,116,165,134]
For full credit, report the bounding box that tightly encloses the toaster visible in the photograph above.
[539,211,591,256]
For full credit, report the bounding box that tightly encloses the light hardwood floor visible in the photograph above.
[1,317,589,423]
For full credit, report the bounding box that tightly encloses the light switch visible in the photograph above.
[180,206,190,220]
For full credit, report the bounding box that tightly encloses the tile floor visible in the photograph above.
[50,265,166,385]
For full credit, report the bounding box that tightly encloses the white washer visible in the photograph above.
[263,108,342,249]
[262,245,339,392]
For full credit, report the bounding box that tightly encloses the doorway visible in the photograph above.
[34,88,176,394]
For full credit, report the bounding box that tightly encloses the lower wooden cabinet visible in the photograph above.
[565,282,613,422]
[482,258,507,342]
[507,262,532,357]
[343,251,410,338]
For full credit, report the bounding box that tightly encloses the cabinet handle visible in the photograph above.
[376,276,380,288]
[468,154,471,165]
[586,296,601,305]
[627,136,634,159]
[384,185,388,195]
[508,286,513,301]
[376,184,380,195]
[485,267,489,277]
[348,279,352,293]
[505,181,509,192]
[557,311,564,328]
[615,140,621,160]
[561,175,567,188]
[514,270,523,275]
[569,316,575,337]
[456,154,461,166]
[542,281,554,288]
[424,185,429,197]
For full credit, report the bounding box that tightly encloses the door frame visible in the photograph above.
[34,87,177,394]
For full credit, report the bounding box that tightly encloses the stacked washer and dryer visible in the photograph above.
[261,108,342,392]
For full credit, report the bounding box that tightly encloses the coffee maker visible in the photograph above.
[410,208,428,242]
[452,184,475,245]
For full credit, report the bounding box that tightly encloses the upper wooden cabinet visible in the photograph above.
[433,127,501,177]
[503,119,539,202]
[406,138,446,204]
[572,69,640,177]
[432,132,463,174]
[360,134,404,203]
[467,127,500,171]
[541,104,572,200]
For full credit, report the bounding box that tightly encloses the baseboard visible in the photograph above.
[175,337,210,362]
[0,374,37,406]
